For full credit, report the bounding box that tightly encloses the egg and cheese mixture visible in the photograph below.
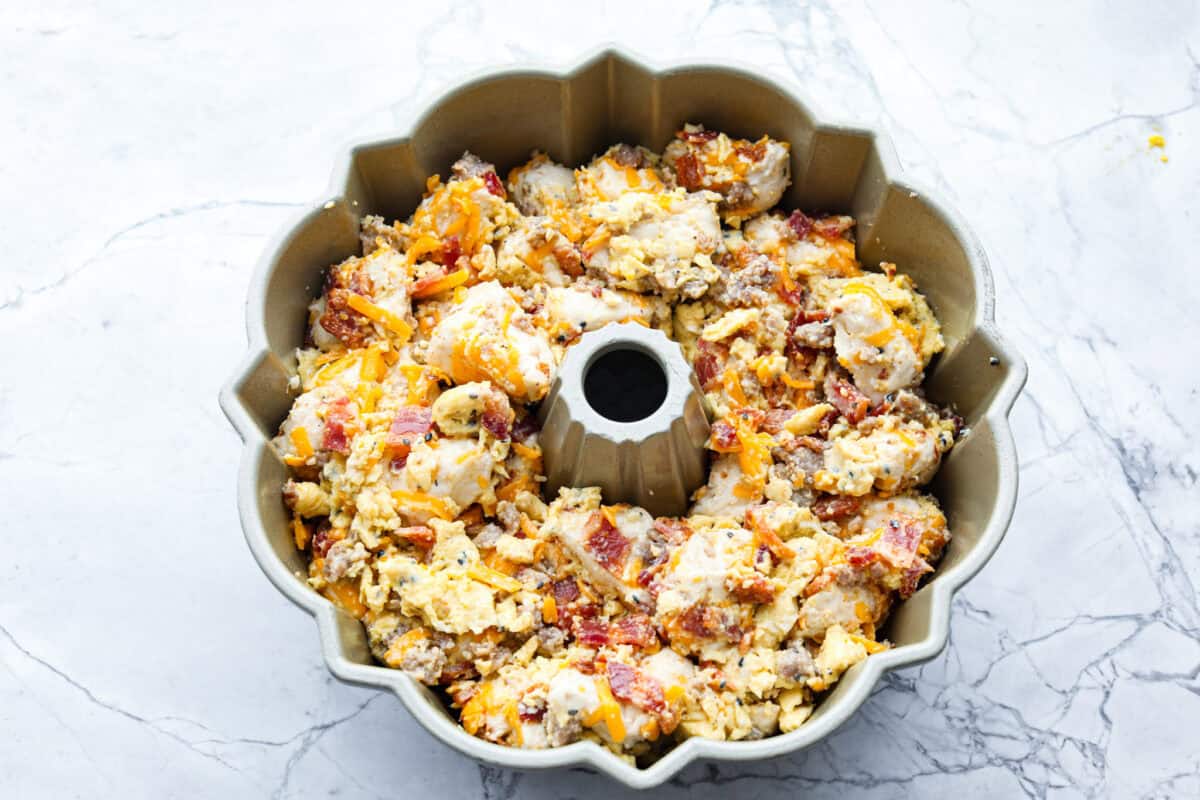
[275,126,960,760]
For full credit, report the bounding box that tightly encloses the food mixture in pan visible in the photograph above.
[275,124,960,759]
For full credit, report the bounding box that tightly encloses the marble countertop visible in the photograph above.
[2,1,1197,797]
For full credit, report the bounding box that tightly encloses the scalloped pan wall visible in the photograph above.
[220,48,1026,788]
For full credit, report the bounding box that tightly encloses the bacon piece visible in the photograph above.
[680,128,719,145]
[784,306,804,350]
[787,346,823,373]
[804,308,830,324]
[828,379,870,424]
[729,574,776,604]
[811,494,862,522]
[552,241,584,277]
[709,419,739,452]
[678,604,720,638]
[518,704,546,723]
[846,546,878,568]
[319,289,373,348]
[803,568,837,598]
[609,614,658,649]
[693,339,727,391]
[776,280,805,306]
[322,396,355,454]
[876,523,922,567]
[606,661,666,715]
[389,406,433,437]
[786,210,813,240]
[785,299,830,344]
[814,216,854,239]
[899,560,933,598]
[573,618,610,648]
[311,520,335,558]
[784,310,817,362]
[674,152,703,191]
[392,525,435,548]
[733,406,766,430]
[571,657,597,675]
[745,505,796,561]
[555,599,599,633]
[876,522,933,598]
[694,351,721,390]
[761,407,796,435]
[511,413,540,443]
[635,552,668,591]
[387,406,432,453]
[584,512,630,573]
[735,140,767,162]
[440,235,462,269]
[323,261,374,295]
[480,408,511,440]
[652,518,691,545]
[551,577,580,604]
[605,661,638,700]
[482,170,506,198]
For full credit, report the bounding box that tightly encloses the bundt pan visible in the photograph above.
[219,47,1026,788]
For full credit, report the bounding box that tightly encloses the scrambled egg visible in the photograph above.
[274,131,959,762]
[583,188,723,300]
[815,414,956,496]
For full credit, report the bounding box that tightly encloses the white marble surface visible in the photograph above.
[2,1,1197,797]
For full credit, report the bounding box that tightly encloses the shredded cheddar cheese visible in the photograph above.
[600,505,619,528]
[413,268,470,299]
[384,628,429,667]
[780,373,815,390]
[391,489,455,520]
[495,474,535,503]
[585,676,626,743]
[345,293,413,341]
[511,441,541,461]
[291,514,309,550]
[467,563,523,594]
[322,579,366,618]
[722,368,749,408]
[289,426,314,459]
[459,684,491,735]
[849,633,889,654]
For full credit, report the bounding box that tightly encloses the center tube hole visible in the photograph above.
[583,347,668,423]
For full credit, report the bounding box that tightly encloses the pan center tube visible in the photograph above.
[583,346,668,423]
[537,323,710,517]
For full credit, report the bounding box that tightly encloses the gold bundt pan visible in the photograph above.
[220,47,1026,788]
